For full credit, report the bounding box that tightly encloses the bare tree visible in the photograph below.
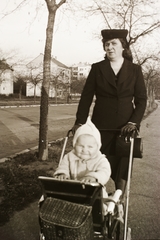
[39,0,66,160]
[1,0,70,160]
[85,0,160,113]
[88,0,160,46]
[26,65,43,102]
[14,74,26,100]
[50,70,69,104]
[143,63,159,110]
[70,77,86,94]
[28,73,42,102]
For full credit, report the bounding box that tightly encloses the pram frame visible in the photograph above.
[38,176,122,240]
[38,130,134,240]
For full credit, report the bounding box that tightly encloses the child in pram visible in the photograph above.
[53,117,112,215]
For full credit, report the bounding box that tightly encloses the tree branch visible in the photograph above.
[0,0,28,21]
[45,0,66,12]
[129,21,160,45]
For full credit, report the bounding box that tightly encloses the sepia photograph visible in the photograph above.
[0,1,160,239]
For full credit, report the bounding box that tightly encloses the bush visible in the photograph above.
[0,147,61,226]
[0,137,73,226]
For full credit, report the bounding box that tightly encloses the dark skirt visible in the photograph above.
[100,130,130,182]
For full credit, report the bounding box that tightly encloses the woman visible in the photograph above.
[72,29,147,195]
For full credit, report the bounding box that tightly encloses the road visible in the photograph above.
[0,104,78,159]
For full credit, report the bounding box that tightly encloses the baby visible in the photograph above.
[54,117,111,193]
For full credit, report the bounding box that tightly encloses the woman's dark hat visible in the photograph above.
[101,29,128,40]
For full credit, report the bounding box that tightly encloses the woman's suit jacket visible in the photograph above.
[75,58,147,130]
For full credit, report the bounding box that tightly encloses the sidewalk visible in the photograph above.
[0,103,160,240]
[128,102,160,239]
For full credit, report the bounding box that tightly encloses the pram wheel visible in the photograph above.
[126,227,131,240]
[39,232,45,240]
[106,213,121,240]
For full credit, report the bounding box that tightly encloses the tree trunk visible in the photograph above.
[55,84,57,104]
[38,0,66,160]
[34,85,36,103]
[19,86,22,101]
[38,11,56,160]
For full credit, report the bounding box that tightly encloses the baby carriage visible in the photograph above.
[38,130,139,240]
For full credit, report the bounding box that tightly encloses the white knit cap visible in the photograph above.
[73,116,102,149]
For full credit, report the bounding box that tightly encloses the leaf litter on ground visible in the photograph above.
[0,136,73,226]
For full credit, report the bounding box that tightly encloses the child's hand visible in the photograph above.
[81,176,97,183]
[54,174,69,180]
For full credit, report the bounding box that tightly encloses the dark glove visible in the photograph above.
[71,124,82,135]
[121,122,138,138]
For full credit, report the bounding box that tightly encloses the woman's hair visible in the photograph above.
[102,38,133,62]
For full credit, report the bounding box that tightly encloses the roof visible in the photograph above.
[27,53,69,69]
[72,62,91,67]
[51,57,69,68]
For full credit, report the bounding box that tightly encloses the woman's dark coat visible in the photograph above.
[75,58,147,130]
[75,58,147,182]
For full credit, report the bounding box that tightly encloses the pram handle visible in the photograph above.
[58,129,73,165]
[99,128,138,138]
[38,176,100,187]
[99,129,121,131]
[67,129,73,137]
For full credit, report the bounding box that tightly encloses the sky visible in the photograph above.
[0,0,105,66]
[0,0,159,67]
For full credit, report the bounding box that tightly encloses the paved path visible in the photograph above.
[127,102,160,239]
[0,102,160,239]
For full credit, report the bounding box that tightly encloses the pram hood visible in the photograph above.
[73,116,102,149]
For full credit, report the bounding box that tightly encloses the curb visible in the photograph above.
[0,138,65,163]
[0,103,78,109]
[0,146,38,163]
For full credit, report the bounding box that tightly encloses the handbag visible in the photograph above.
[116,135,143,158]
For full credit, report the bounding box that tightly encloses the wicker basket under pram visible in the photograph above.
[39,197,94,240]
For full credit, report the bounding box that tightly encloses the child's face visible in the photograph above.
[74,134,99,160]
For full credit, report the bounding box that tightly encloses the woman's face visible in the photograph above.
[104,38,124,60]
[74,134,99,160]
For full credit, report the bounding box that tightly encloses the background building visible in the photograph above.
[71,62,91,81]
[0,59,14,95]
[26,53,71,98]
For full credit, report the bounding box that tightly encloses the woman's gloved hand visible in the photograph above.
[121,122,138,138]
[71,124,82,135]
